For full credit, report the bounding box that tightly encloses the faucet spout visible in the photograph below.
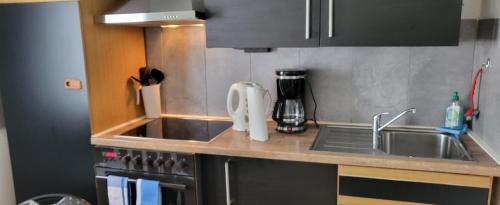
[372,108,416,149]
[378,108,416,131]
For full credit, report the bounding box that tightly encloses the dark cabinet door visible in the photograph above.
[339,176,490,205]
[0,2,96,204]
[200,155,337,205]
[205,0,321,48]
[320,0,462,46]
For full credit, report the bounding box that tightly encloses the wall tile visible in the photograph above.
[299,47,353,122]
[206,48,251,115]
[473,19,500,149]
[249,48,301,102]
[351,47,411,124]
[473,19,498,140]
[161,26,208,115]
[408,20,477,126]
[145,28,163,69]
[144,21,478,128]
[144,28,166,111]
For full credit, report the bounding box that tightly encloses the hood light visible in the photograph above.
[161,24,204,29]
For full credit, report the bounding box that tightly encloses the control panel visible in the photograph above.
[94,147,195,177]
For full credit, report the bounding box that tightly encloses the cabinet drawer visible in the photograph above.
[339,176,489,205]
[338,166,492,205]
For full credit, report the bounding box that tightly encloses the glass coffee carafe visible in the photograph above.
[272,70,307,133]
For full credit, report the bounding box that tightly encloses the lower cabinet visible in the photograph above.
[199,155,338,205]
[337,165,493,205]
[200,156,493,205]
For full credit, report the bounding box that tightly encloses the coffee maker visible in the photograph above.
[272,70,307,133]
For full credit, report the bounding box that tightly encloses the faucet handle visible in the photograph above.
[373,112,390,119]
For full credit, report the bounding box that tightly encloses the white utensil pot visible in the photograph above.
[138,84,161,118]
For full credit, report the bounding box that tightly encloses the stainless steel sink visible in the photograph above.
[310,126,474,161]
[378,131,473,161]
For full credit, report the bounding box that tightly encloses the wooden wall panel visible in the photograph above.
[79,0,146,133]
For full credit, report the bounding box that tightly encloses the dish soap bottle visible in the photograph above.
[445,92,464,130]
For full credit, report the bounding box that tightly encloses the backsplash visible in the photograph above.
[472,19,500,158]
[145,20,477,126]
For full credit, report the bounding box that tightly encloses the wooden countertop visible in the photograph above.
[91,115,500,177]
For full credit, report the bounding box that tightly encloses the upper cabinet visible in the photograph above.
[205,0,321,48]
[204,0,462,48]
[320,0,463,46]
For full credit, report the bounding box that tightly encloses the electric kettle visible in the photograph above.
[227,81,270,133]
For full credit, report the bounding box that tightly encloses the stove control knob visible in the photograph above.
[132,156,142,165]
[178,160,188,169]
[121,155,131,164]
[153,158,164,167]
[164,159,175,169]
[144,157,154,166]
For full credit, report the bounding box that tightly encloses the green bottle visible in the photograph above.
[445,92,464,130]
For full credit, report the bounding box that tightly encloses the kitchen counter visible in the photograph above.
[91,115,500,177]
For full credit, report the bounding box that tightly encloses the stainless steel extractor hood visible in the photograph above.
[95,0,205,27]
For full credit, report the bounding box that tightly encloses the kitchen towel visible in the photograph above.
[136,179,161,205]
[107,175,129,205]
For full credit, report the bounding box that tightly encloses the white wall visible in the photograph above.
[0,94,15,204]
[462,0,483,19]
[480,0,500,18]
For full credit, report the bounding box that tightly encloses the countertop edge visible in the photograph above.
[91,136,500,177]
[90,115,500,177]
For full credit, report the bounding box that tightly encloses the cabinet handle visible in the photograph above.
[328,0,333,37]
[305,0,311,39]
[224,160,232,205]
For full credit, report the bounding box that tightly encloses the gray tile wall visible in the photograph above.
[145,20,477,126]
[472,19,500,152]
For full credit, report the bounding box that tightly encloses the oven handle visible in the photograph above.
[95,175,187,191]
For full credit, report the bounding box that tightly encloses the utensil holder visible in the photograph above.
[139,84,161,118]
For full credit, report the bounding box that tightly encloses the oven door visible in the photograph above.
[95,169,197,205]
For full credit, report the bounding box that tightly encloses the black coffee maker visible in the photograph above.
[272,70,307,133]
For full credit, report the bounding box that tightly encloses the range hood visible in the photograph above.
[95,0,205,27]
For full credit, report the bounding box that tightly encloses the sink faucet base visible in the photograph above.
[372,108,416,149]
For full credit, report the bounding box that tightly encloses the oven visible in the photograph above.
[94,147,200,205]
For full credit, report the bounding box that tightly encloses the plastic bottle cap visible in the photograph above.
[452,91,459,101]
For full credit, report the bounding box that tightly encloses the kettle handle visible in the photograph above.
[227,84,239,117]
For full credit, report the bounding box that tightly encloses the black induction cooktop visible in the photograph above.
[121,117,233,142]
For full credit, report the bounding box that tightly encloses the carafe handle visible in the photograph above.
[272,100,283,122]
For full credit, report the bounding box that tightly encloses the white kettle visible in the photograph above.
[227,81,271,133]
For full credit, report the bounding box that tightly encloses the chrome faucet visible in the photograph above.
[372,108,416,149]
